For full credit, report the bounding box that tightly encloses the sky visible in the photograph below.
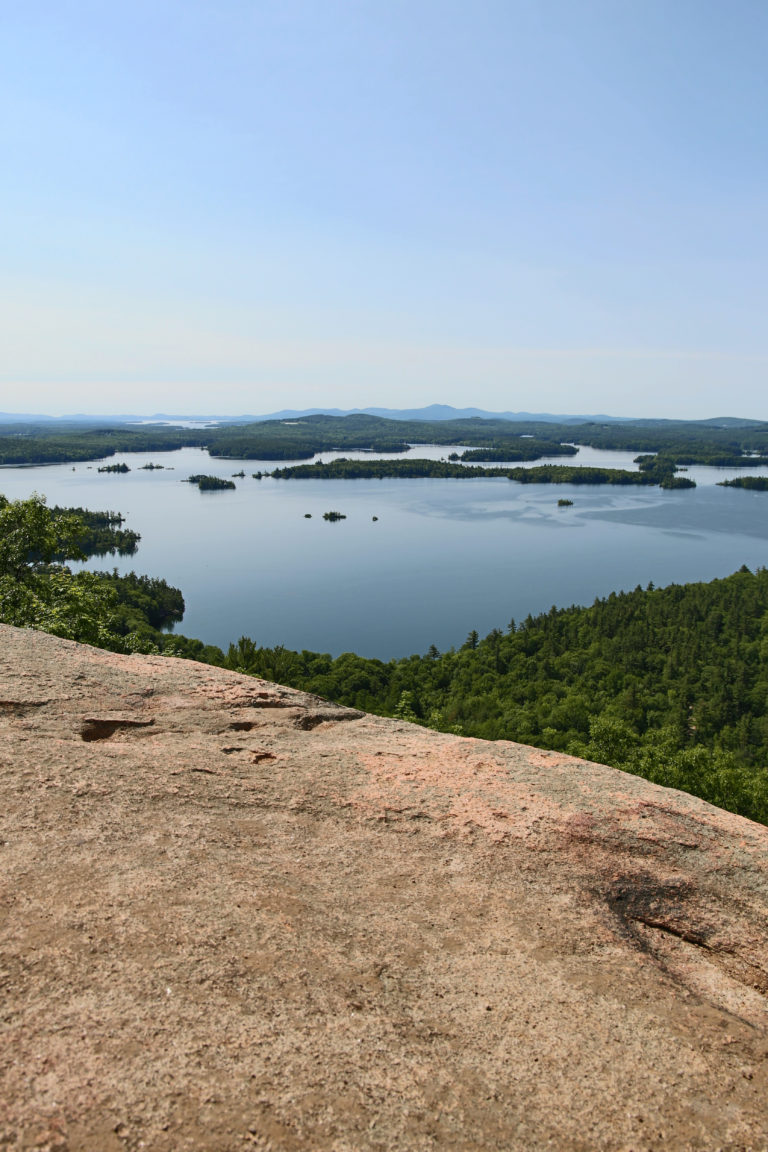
[2,0,767,419]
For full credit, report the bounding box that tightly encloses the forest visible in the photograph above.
[269,458,693,487]
[3,412,768,474]
[719,476,768,491]
[2,492,768,826]
[49,505,140,556]
[185,474,236,491]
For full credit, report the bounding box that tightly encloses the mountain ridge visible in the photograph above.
[1,406,763,427]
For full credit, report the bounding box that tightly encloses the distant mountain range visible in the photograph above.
[254,405,620,424]
[0,405,762,427]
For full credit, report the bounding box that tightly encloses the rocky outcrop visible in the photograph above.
[1,623,767,1151]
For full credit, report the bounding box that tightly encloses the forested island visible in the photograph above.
[185,474,236,491]
[3,412,768,482]
[269,457,695,487]
[2,492,768,826]
[718,476,768,491]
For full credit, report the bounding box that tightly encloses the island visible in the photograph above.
[185,474,236,491]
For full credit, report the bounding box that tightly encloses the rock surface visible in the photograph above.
[1,623,768,1151]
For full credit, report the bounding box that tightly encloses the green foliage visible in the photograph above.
[272,459,512,479]
[0,495,186,654]
[393,691,419,723]
[506,465,675,486]
[718,476,768,491]
[0,493,85,579]
[50,506,139,556]
[659,474,697,489]
[0,495,119,646]
[459,442,578,462]
[0,424,206,465]
[185,474,236,490]
[99,571,185,634]
[160,633,226,664]
[270,459,668,485]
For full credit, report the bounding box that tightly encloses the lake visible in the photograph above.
[3,444,768,659]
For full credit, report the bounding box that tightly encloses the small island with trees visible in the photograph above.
[718,476,768,491]
[185,474,236,491]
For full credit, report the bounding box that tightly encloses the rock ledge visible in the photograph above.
[1,624,767,1150]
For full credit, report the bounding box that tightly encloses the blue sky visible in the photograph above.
[2,0,767,418]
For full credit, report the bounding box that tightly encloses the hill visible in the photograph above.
[1,624,767,1150]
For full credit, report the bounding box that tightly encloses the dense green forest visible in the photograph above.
[269,458,694,487]
[2,492,768,825]
[272,459,520,479]
[4,413,768,473]
[185,474,236,491]
[455,442,578,462]
[719,476,768,491]
[0,496,141,558]
[98,570,185,635]
[0,424,204,464]
[49,506,140,556]
[0,494,187,654]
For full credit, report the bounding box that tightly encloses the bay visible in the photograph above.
[3,445,768,659]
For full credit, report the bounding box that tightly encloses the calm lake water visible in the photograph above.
[3,444,768,659]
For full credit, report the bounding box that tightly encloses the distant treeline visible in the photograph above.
[457,442,578,462]
[271,459,514,479]
[507,464,694,488]
[4,412,768,470]
[0,425,204,465]
[718,476,768,491]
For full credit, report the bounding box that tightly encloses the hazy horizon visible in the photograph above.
[1,403,764,425]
